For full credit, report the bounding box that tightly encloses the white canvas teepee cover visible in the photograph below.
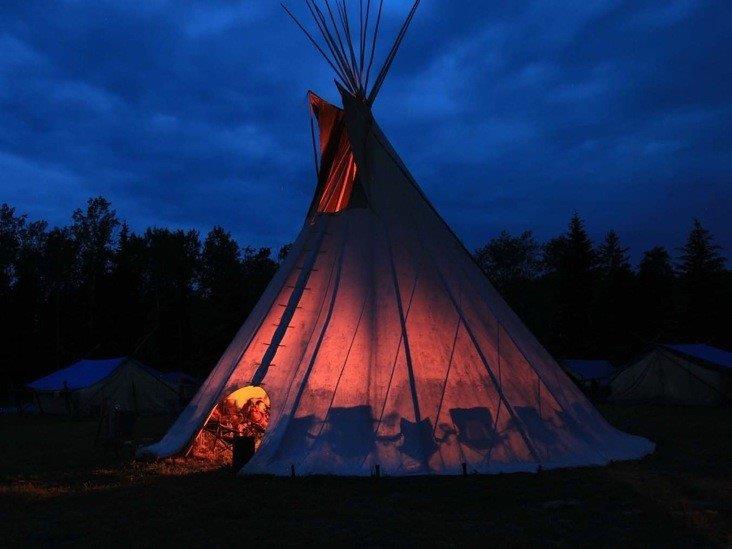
[141,87,653,475]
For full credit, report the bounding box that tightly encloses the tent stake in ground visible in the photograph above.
[140,1,654,475]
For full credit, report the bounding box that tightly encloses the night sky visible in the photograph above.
[1,1,730,262]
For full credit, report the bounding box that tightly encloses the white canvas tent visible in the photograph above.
[610,344,731,406]
[141,1,653,475]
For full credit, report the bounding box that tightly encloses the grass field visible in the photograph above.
[0,404,729,546]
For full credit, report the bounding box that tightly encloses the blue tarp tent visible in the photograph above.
[29,357,128,392]
[28,357,181,416]
[662,344,732,371]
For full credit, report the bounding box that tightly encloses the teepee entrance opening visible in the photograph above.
[188,386,270,465]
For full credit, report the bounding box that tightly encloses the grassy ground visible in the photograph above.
[0,405,729,547]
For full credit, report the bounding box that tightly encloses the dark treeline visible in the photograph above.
[475,213,730,363]
[0,197,286,388]
[0,199,729,389]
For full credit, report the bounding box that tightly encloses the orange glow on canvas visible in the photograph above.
[309,92,359,214]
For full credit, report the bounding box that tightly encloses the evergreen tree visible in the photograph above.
[637,246,676,342]
[677,219,726,342]
[597,231,631,276]
[595,231,636,360]
[543,212,597,357]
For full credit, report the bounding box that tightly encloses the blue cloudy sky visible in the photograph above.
[1,0,730,262]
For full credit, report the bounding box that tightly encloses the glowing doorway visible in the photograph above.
[189,386,270,464]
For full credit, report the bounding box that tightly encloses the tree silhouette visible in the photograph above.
[0,205,25,377]
[241,246,278,314]
[142,228,201,372]
[278,243,293,264]
[677,219,726,342]
[475,230,541,327]
[595,231,636,359]
[637,246,676,342]
[597,231,631,275]
[196,227,246,368]
[543,213,597,356]
[475,230,540,288]
[109,225,149,358]
[70,197,120,343]
[9,219,48,383]
[0,197,729,392]
[0,204,24,296]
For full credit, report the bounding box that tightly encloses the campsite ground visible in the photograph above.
[0,405,729,547]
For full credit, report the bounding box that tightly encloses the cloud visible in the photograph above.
[0,0,729,262]
[0,152,89,221]
[631,0,700,28]
[0,34,46,68]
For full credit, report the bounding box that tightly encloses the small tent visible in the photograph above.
[610,344,732,406]
[28,357,180,416]
[140,1,653,475]
[560,360,615,392]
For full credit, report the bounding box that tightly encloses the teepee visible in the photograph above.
[141,1,653,475]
